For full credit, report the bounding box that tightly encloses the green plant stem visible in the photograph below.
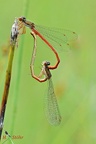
[0,44,15,141]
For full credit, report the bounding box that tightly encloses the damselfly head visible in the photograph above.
[19,16,26,22]
[42,61,50,66]
[46,61,50,66]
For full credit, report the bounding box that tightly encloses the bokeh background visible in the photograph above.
[0,0,96,143]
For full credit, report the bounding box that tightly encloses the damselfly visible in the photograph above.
[42,61,61,125]
[18,16,77,70]
[31,32,61,125]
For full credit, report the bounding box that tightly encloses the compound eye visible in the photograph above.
[46,61,50,66]
[19,16,26,22]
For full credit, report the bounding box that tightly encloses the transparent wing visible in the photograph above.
[45,78,61,126]
[35,25,78,51]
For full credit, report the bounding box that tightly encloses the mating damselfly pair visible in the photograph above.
[11,17,77,125]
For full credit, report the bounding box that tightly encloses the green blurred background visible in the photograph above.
[0,0,96,143]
